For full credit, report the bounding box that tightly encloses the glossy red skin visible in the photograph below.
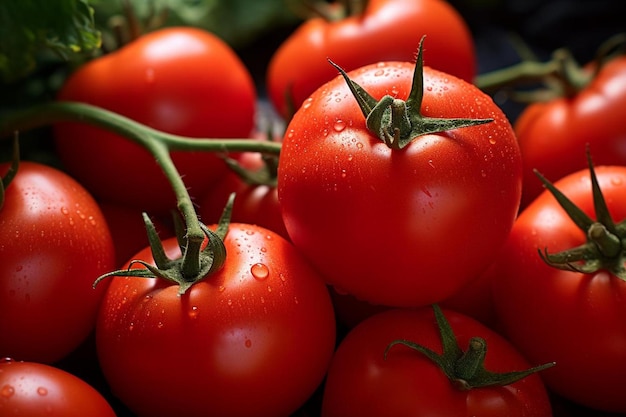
[490,166,626,413]
[278,61,522,307]
[199,151,288,239]
[0,360,116,417]
[267,0,476,118]
[516,55,626,209]
[54,27,257,213]
[0,162,115,363]
[321,308,553,417]
[96,223,336,417]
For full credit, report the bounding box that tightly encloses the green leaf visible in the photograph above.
[0,0,101,82]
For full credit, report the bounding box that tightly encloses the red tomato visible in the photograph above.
[321,308,553,417]
[277,60,522,307]
[96,223,336,417]
[0,161,115,363]
[267,0,476,118]
[515,55,626,209]
[54,27,257,213]
[0,359,116,417]
[490,164,626,413]
[199,151,288,239]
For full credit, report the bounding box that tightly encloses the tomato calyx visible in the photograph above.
[94,195,233,295]
[535,150,626,279]
[476,33,626,102]
[328,37,492,150]
[384,305,555,390]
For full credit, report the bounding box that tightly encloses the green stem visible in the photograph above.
[475,48,592,99]
[0,100,282,283]
[0,101,282,155]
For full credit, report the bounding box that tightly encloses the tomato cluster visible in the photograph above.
[2,1,626,416]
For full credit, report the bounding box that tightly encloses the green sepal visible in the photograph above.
[328,36,493,150]
[385,305,555,390]
[535,148,626,279]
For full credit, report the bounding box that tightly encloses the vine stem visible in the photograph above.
[0,101,283,278]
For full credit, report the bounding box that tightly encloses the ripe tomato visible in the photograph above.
[277,58,522,307]
[267,0,476,118]
[490,164,626,413]
[515,55,626,208]
[54,27,257,213]
[0,161,115,363]
[0,359,116,417]
[321,307,553,417]
[96,223,336,417]
[199,151,288,240]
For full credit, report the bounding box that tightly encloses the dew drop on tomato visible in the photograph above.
[251,263,269,280]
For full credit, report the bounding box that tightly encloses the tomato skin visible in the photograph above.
[0,360,116,417]
[278,61,522,307]
[96,224,336,417]
[490,166,626,413]
[54,27,257,213]
[516,55,626,209]
[267,0,476,118]
[321,308,552,417]
[0,161,115,364]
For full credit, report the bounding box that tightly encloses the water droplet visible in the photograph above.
[356,142,364,149]
[1,384,15,398]
[245,339,252,348]
[287,130,294,139]
[293,296,299,305]
[481,170,487,178]
[340,169,347,178]
[267,285,272,293]
[260,247,267,253]
[302,97,313,109]
[218,285,226,292]
[37,387,48,396]
[260,296,265,304]
[421,186,432,197]
[188,306,199,319]
[60,207,69,215]
[333,119,346,132]
[488,136,497,145]
[157,321,164,329]
[611,177,623,186]
[227,299,233,306]
[128,322,134,331]
[374,69,385,76]
[1,358,14,363]
[251,263,269,280]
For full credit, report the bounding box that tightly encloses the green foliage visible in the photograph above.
[0,0,102,82]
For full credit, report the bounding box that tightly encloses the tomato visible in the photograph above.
[489,163,626,413]
[0,161,115,364]
[0,359,116,417]
[515,55,626,209]
[277,57,522,307]
[267,0,476,118]
[96,223,336,417]
[54,26,257,213]
[321,307,553,417]
[199,151,288,240]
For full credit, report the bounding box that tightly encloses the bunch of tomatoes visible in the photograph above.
[2,1,626,416]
